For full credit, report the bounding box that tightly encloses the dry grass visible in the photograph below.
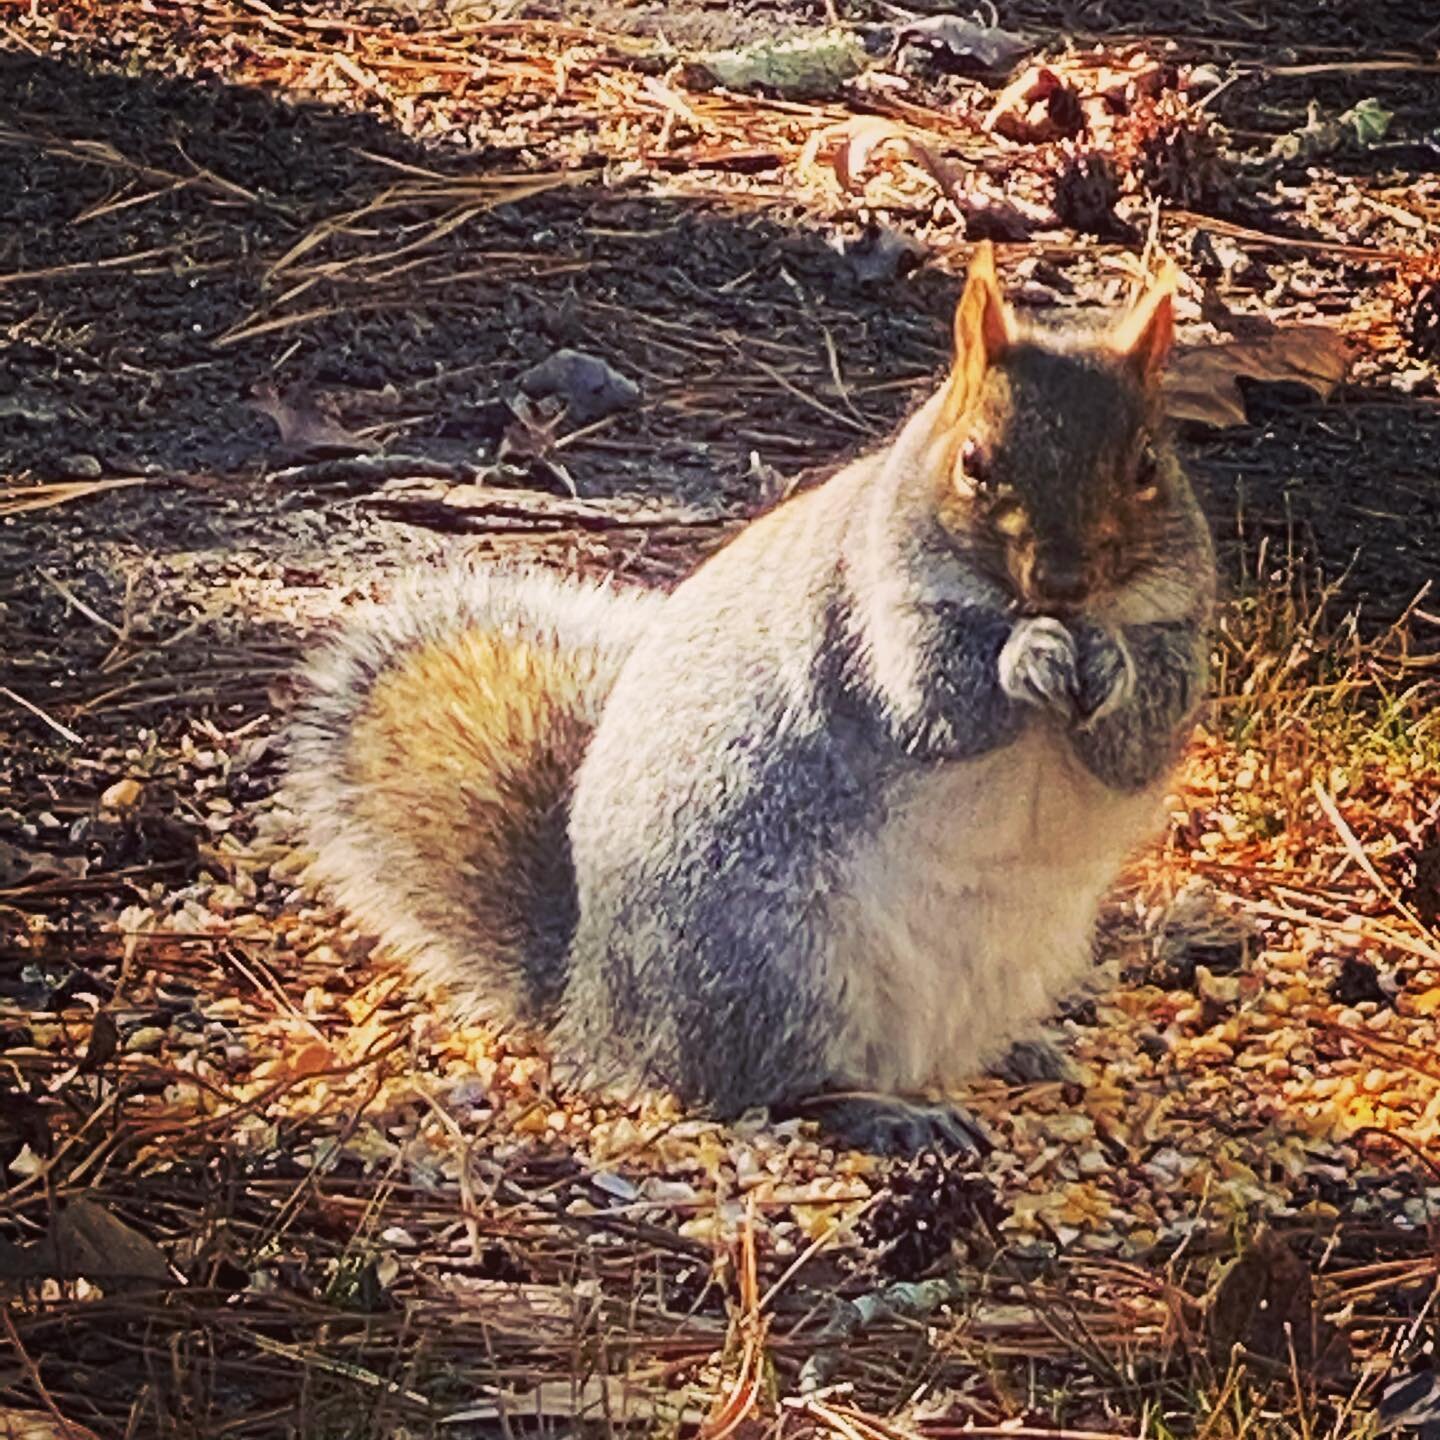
[3,3,1439,1438]
[3,531,1437,1440]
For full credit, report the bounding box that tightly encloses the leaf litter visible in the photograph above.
[1,1,1439,1437]
[1165,325,1352,428]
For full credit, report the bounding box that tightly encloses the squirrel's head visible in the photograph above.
[930,242,1183,616]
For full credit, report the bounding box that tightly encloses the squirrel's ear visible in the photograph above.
[947,241,1014,410]
[1111,259,1179,383]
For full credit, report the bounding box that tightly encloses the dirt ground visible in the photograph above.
[2,2,1440,1437]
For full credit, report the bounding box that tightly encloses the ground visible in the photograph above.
[2,3,1439,1438]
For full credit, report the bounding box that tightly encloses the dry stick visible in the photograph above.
[701,1196,767,1440]
[227,941,327,1039]
[744,352,872,435]
[0,1088,124,1210]
[0,124,268,210]
[917,1429,1143,1440]
[0,1308,95,1440]
[0,477,152,518]
[791,1397,891,1440]
[39,569,125,640]
[0,20,45,55]
[248,1332,434,1412]
[0,244,185,287]
[0,684,83,744]
[72,181,187,225]
[1261,59,1440,76]
[820,326,875,432]
[1168,210,1415,263]
[1218,890,1439,965]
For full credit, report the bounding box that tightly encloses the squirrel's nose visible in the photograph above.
[1031,557,1089,608]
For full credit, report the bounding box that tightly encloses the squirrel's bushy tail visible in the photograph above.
[284,566,662,1023]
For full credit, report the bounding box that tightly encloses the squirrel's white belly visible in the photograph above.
[825,726,1164,1092]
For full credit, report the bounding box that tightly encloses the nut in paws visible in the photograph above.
[999,617,1079,717]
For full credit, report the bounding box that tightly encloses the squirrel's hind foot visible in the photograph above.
[791,1094,994,1159]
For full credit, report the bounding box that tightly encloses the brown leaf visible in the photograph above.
[51,1197,172,1287]
[78,1012,119,1074]
[247,383,376,458]
[825,117,958,203]
[985,55,1165,144]
[1207,1230,1350,1377]
[1164,326,1350,428]
[984,66,1082,143]
[289,1040,336,1078]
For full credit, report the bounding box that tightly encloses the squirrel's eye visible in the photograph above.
[959,438,989,487]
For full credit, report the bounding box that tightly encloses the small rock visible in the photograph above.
[125,1025,167,1053]
[101,778,144,810]
[58,453,103,479]
[1137,1027,1170,1060]
[517,349,640,425]
[1185,64,1225,95]
[592,1171,640,1202]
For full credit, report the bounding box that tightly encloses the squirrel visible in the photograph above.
[285,243,1216,1154]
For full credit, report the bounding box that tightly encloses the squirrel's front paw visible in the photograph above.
[999,617,1079,719]
[1075,628,1137,729]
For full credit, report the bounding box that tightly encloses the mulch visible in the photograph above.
[2,2,1439,1436]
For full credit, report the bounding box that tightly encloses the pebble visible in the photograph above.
[125,1026,167,1053]
[57,453,103,478]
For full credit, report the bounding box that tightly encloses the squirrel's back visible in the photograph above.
[284,566,663,1022]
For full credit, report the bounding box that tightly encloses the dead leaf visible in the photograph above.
[51,1197,173,1286]
[897,16,1032,73]
[1089,57,1169,107]
[0,840,87,888]
[984,66,1083,143]
[0,1407,103,1440]
[445,1374,701,1426]
[985,54,1164,144]
[1207,1230,1350,1376]
[1053,152,1134,240]
[78,1012,119,1073]
[289,1040,336,1078]
[1164,327,1350,428]
[1411,986,1440,1017]
[247,384,377,458]
[807,117,958,204]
